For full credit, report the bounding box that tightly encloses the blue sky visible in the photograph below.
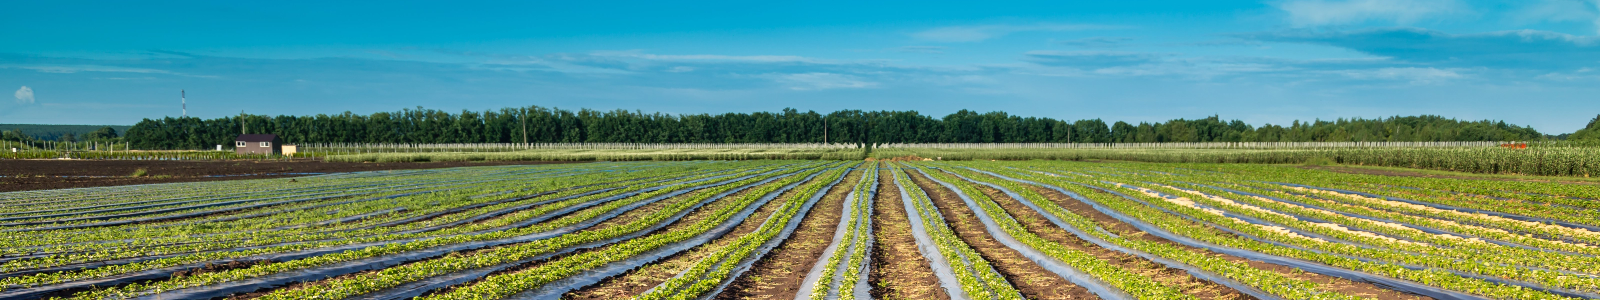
[3,0,1598,133]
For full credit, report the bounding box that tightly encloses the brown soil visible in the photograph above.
[906,170,1097,300]
[1298,165,1597,185]
[715,168,861,300]
[563,173,803,300]
[959,173,1250,299]
[868,168,950,300]
[0,159,584,192]
[1021,182,1427,300]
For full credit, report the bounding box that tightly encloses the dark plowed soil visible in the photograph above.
[1023,182,1427,300]
[959,173,1250,299]
[0,159,583,192]
[907,170,1097,300]
[565,172,806,300]
[869,168,950,300]
[716,168,860,300]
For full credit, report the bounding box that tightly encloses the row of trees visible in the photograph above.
[122,106,1547,150]
[2,127,120,144]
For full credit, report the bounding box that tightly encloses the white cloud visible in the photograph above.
[1510,0,1600,34]
[6,64,174,74]
[1512,0,1599,23]
[1058,37,1133,48]
[1025,51,1166,69]
[1594,0,1600,34]
[768,73,878,90]
[1274,0,1468,26]
[912,24,1114,42]
[896,46,947,54]
[1332,67,1463,83]
[14,86,34,104]
[590,51,823,63]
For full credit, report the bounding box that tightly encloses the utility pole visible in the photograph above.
[823,116,828,145]
[181,90,186,117]
[240,110,246,135]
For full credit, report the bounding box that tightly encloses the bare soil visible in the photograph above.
[906,170,1098,300]
[716,168,860,300]
[0,159,584,192]
[868,168,950,300]
[1023,182,1427,300]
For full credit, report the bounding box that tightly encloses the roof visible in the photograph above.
[235,134,279,142]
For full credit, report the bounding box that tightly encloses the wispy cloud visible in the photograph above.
[896,46,947,54]
[1507,0,1600,34]
[1024,51,1166,69]
[13,86,33,104]
[912,24,1117,42]
[766,73,878,90]
[1272,0,1469,26]
[5,64,176,74]
[1329,67,1464,84]
[590,51,827,63]
[1057,37,1133,48]
[1238,28,1600,69]
[1511,0,1599,23]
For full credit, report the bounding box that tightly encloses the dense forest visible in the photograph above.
[103,106,1548,150]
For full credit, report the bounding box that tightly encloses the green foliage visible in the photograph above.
[86,126,119,140]
[0,124,132,141]
[1568,114,1600,141]
[120,107,1548,150]
[874,147,1600,177]
[1303,156,1335,166]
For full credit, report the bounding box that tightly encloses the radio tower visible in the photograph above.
[182,90,187,117]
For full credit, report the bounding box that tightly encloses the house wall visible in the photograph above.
[234,138,283,155]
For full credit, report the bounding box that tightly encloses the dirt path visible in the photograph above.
[868,168,950,300]
[1025,183,1427,300]
[907,171,1096,300]
[715,168,860,300]
[0,160,583,192]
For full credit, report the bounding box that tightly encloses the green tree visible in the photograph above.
[1569,114,1600,141]
[85,126,119,140]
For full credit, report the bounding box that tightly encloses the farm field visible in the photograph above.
[0,160,582,192]
[2,160,1600,300]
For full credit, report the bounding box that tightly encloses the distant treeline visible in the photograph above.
[119,106,1545,150]
[0,124,130,142]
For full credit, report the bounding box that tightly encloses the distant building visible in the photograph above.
[235,134,282,155]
